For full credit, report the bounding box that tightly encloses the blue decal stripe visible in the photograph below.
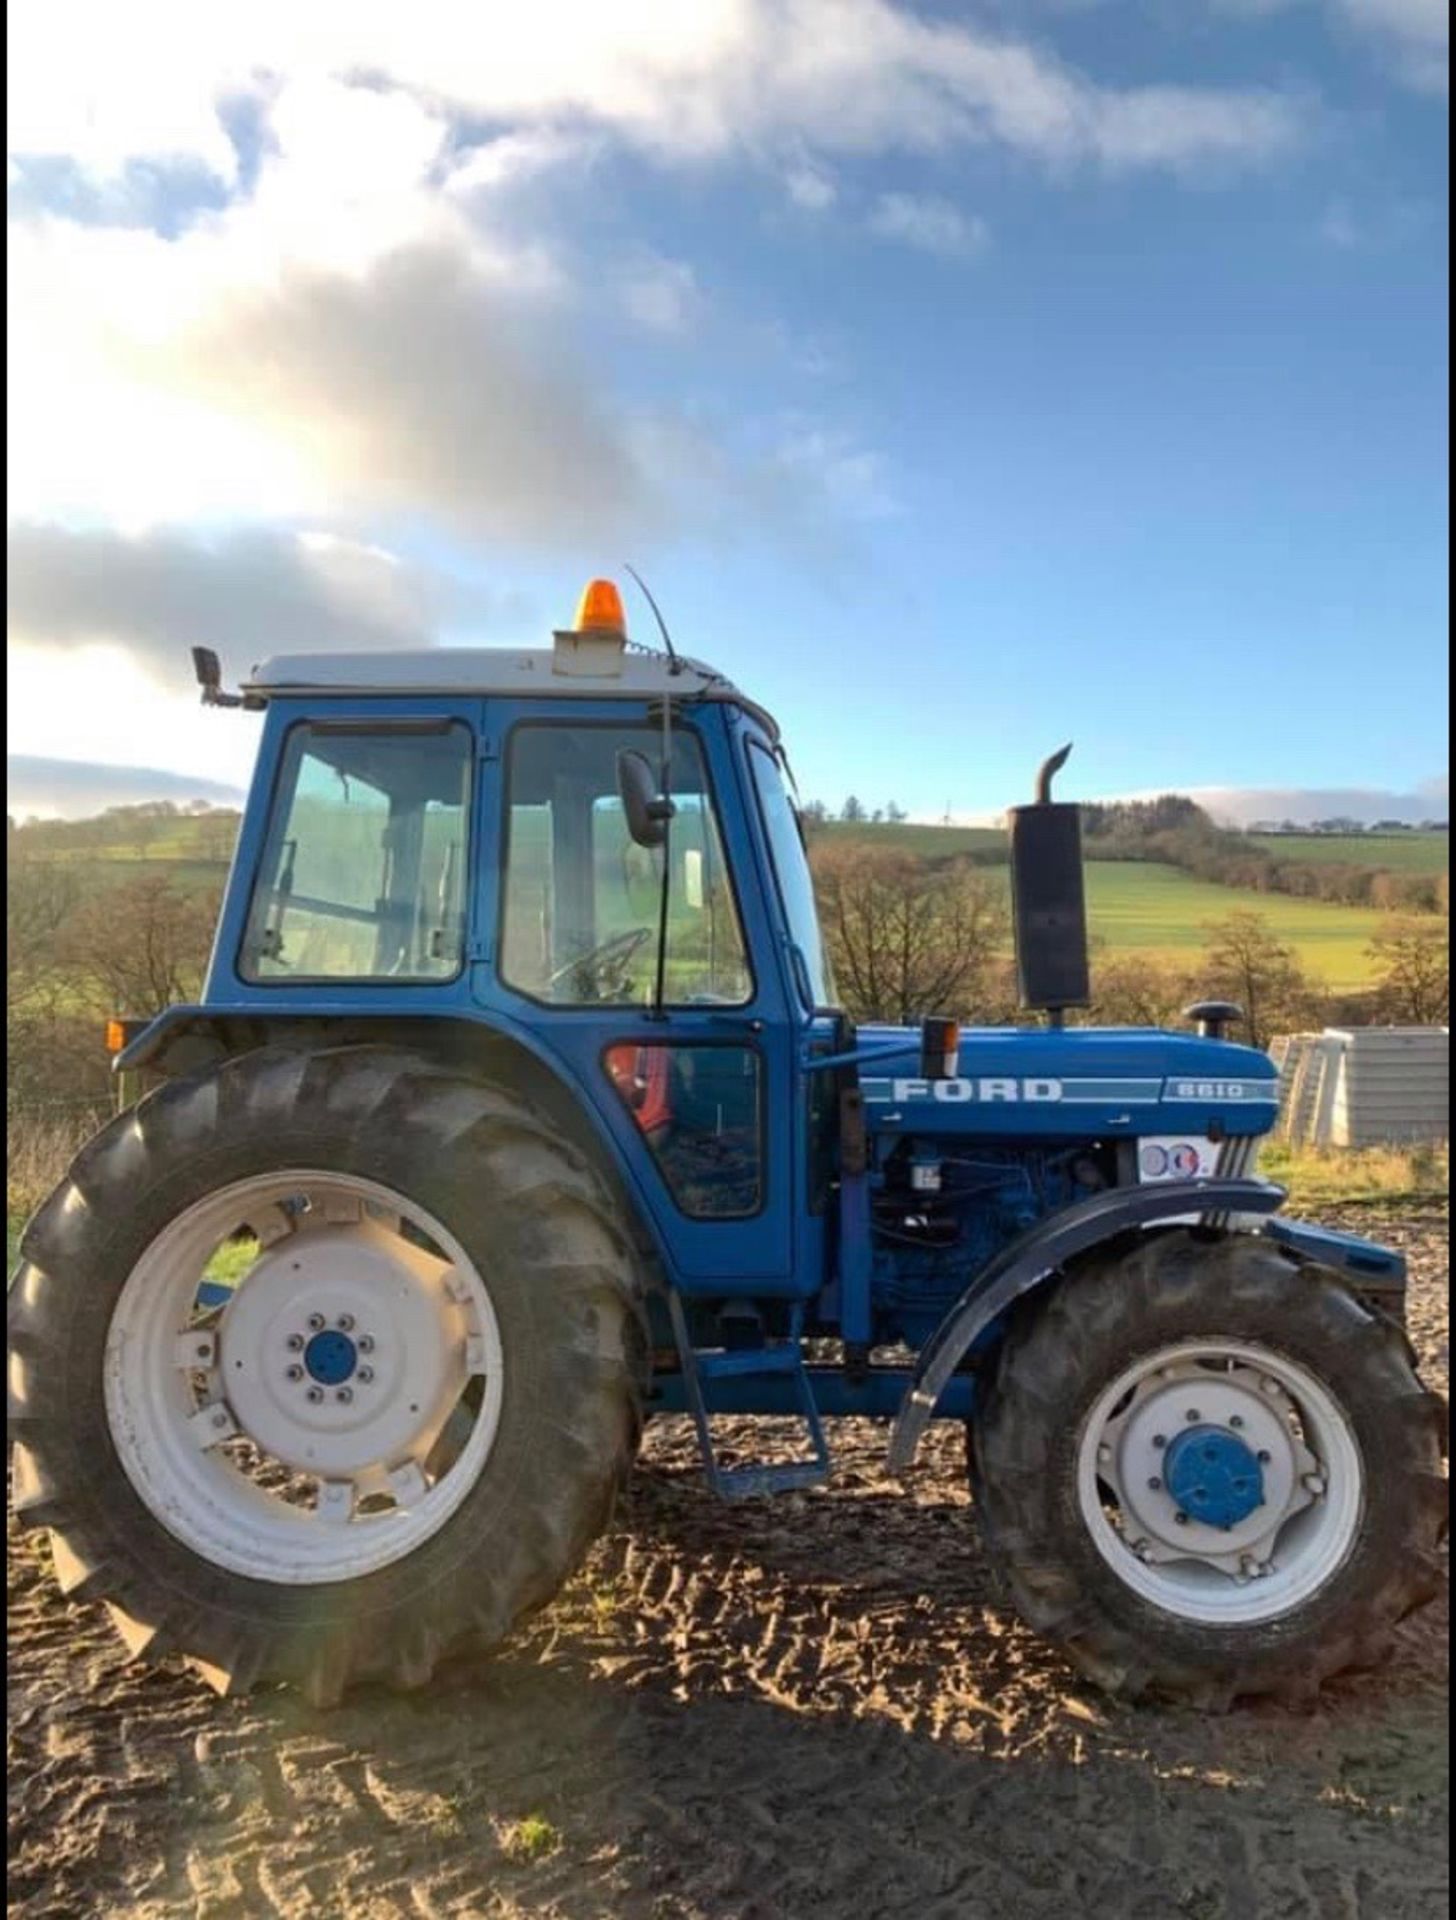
[1059,1079,1163,1103]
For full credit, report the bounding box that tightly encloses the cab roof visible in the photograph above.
[244,645,780,741]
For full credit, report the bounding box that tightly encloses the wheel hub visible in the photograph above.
[1163,1423,1265,1530]
[217,1218,472,1478]
[1077,1340,1360,1626]
[303,1328,358,1386]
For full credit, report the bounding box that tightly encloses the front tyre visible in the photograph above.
[973,1231,1447,1707]
[8,1047,646,1703]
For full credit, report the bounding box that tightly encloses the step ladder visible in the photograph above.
[666,1291,831,1499]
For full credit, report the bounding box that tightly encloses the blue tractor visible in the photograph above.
[9,581,1444,1706]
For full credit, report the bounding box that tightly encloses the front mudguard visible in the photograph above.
[887,1177,1289,1475]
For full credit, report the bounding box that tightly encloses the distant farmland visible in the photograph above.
[812,820,1443,989]
[16,813,1445,993]
[1250,831,1448,872]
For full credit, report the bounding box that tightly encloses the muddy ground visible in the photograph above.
[8,1203,1449,1920]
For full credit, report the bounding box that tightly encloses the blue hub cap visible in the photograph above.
[1164,1423,1265,1529]
[303,1328,358,1387]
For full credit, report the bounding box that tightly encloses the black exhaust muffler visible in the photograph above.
[1008,744,1091,1025]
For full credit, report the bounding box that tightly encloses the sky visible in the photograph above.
[6,0,1449,826]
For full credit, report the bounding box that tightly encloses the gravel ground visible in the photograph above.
[7,1202,1448,1920]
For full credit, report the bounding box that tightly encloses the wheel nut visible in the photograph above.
[307,1313,325,1331]
[336,1387,353,1404]
[1174,1511,1190,1526]
[1147,1477,1162,1492]
[286,1334,304,1352]
[1152,1434,1167,1450]
[1185,1409,1201,1423]
[286,1365,303,1382]
[358,1335,375,1354]
[1257,1449,1272,1464]
[306,1386,323,1404]
[358,1366,374,1384]
[337,1313,355,1332]
[1228,1414,1244,1429]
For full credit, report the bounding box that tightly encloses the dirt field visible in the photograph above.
[8,1203,1449,1920]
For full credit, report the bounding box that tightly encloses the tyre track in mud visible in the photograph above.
[8,1204,1449,1920]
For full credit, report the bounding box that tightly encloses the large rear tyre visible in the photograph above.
[8,1046,647,1703]
[972,1230,1446,1707]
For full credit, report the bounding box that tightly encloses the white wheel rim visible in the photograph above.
[104,1171,505,1585]
[1076,1339,1364,1625]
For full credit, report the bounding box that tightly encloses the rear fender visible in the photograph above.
[114,1004,670,1276]
[887,1178,1288,1475]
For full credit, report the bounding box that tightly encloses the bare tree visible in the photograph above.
[1196,910,1322,1050]
[810,844,1008,1024]
[1367,918,1449,1024]
[62,873,222,1017]
[7,857,81,1017]
[1084,950,1197,1030]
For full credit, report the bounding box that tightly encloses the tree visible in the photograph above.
[199,808,241,864]
[61,873,222,1018]
[840,795,866,823]
[886,801,908,823]
[7,857,81,1018]
[1084,951,1197,1030]
[1367,918,1449,1024]
[1195,910,1322,1050]
[810,843,1008,1024]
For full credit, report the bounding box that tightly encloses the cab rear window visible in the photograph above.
[242,723,471,982]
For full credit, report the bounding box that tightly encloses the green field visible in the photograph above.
[17,814,1432,992]
[814,820,1007,859]
[1080,863,1391,987]
[1250,831,1448,871]
[812,822,1420,987]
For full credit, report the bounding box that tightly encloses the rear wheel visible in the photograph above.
[8,1046,646,1702]
[972,1230,1446,1706]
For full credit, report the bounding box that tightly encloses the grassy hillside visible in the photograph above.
[1250,831,1448,872]
[813,820,1007,859]
[812,821,1426,987]
[1081,863,1389,988]
[16,811,1432,991]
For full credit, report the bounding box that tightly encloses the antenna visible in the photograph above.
[622,564,682,675]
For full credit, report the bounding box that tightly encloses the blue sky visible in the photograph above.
[6,1,1448,823]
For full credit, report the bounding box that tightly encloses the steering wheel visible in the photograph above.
[548,926,653,999]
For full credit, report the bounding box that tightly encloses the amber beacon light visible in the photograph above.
[572,578,628,636]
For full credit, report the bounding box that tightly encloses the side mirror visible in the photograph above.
[617,749,675,849]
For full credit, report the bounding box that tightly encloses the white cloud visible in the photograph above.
[1212,0,1448,94]
[8,754,246,820]
[7,639,263,791]
[1338,0,1448,92]
[1096,779,1450,828]
[7,524,442,676]
[7,0,1309,184]
[784,161,838,210]
[868,192,988,258]
[619,254,703,335]
[772,424,898,521]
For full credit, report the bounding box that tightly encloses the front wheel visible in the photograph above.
[972,1231,1446,1707]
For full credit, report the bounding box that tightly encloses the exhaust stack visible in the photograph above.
[1008,743,1091,1027]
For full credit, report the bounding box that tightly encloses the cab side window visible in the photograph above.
[501,724,751,1007]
